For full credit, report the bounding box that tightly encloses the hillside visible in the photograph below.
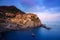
[0,6,25,18]
[0,6,41,32]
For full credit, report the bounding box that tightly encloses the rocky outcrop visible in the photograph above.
[0,6,42,33]
[9,13,41,29]
[0,6,51,40]
[0,13,41,32]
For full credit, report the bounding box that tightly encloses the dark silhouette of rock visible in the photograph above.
[32,33,35,37]
[0,6,25,14]
[0,6,25,18]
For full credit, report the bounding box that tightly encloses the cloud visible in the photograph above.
[27,5,46,12]
[26,5,60,13]
[31,12,60,22]
[26,5,60,22]
[45,7,60,13]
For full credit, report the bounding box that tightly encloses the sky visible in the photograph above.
[0,0,60,22]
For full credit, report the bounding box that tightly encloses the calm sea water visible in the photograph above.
[2,21,60,40]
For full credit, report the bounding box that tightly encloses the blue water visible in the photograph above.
[2,21,60,40]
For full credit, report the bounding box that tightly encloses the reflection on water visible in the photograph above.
[2,21,60,40]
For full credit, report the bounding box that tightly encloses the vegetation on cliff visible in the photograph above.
[0,6,25,18]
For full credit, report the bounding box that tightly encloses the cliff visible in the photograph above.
[9,13,41,29]
[0,6,51,40]
[0,6,41,33]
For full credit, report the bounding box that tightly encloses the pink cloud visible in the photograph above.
[31,12,60,21]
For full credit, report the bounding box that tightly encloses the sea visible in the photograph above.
[2,20,60,40]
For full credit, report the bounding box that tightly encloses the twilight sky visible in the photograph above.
[0,0,60,21]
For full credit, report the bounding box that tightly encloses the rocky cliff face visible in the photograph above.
[0,13,41,32]
[0,6,41,33]
[9,13,41,29]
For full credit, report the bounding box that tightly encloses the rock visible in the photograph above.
[32,33,35,37]
[0,6,51,40]
[0,6,25,18]
[0,6,25,14]
[0,13,41,31]
[9,13,41,29]
[0,6,50,33]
